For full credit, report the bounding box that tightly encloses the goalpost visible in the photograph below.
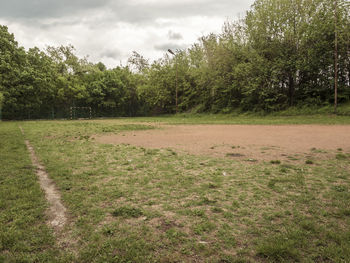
[70,107,92,120]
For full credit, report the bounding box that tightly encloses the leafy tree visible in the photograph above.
[128,51,149,73]
[0,92,3,119]
[0,0,349,119]
[0,25,27,118]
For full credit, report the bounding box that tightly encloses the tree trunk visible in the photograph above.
[288,74,295,107]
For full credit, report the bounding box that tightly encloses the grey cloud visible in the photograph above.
[99,48,122,59]
[108,0,251,23]
[0,0,110,19]
[154,43,189,52]
[0,0,255,67]
[0,0,251,23]
[168,31,183,40]
[38,19,83,29]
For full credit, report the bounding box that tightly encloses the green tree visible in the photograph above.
[0,25,28,119]
[0,92,3,120]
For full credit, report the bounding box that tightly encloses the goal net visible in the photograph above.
[70,107,92,119]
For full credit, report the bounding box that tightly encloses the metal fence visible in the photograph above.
[0,105,134,120]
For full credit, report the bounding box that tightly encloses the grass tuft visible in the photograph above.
[336,153,348,160]
[270,160,281,164]
[256,231,302,262]
[305,160,314,165]
[112,207,143,218]
[226,153,244,157]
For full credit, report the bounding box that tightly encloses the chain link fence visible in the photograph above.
[1,105,133,120]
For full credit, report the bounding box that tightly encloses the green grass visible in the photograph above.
[270,160,281,164]
[0,123,71,262]
[1,119,350,262]
[305,160,314,165]
[112,207,144,218]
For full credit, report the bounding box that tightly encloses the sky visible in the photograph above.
[0,0,255,68]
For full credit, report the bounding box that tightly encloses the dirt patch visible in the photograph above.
[93,124,350,161]
[19,127,67,232]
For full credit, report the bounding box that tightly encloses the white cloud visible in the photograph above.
[0,0,255,68]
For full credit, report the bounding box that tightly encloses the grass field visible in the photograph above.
[1,116,350,262]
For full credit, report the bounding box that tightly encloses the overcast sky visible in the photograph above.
[0,0,255,68]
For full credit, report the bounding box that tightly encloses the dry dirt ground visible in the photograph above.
[94,124,350,162]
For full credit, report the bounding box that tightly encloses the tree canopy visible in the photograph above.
[0,0,349,119]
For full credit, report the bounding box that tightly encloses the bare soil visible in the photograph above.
[94,124,350,162]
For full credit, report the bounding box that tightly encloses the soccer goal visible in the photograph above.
[70,107,92,120]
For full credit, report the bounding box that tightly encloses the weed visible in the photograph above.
[311,147,327,153]
[199,197,217,205]
[339,209,350,217]
[211,207,224,213]
[332,185,347,192]
[208,183,219,189]
[193,221,216,235]
[188,209,206,217]
[102,226,115,236]
[270,160,281,164]
[264,170,271,175]
[336,153,348,160]
[231,200,240,208]
[280,164,294,169]
[166,228,186,240]
[268,179,277,188]
[112,207,143,218]
[246,158,258,162]
[280,167,288,173]
[256,234,300,262]
[226,153,244,157]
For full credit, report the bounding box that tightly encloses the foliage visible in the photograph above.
[0,92,3,108]
[0,0,349,119]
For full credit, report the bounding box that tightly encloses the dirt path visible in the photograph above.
[95,124,350,161]
[19,126,67,232]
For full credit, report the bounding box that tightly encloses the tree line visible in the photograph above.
[0,0,349,119]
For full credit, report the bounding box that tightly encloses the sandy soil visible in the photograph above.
[94,124,350,162]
